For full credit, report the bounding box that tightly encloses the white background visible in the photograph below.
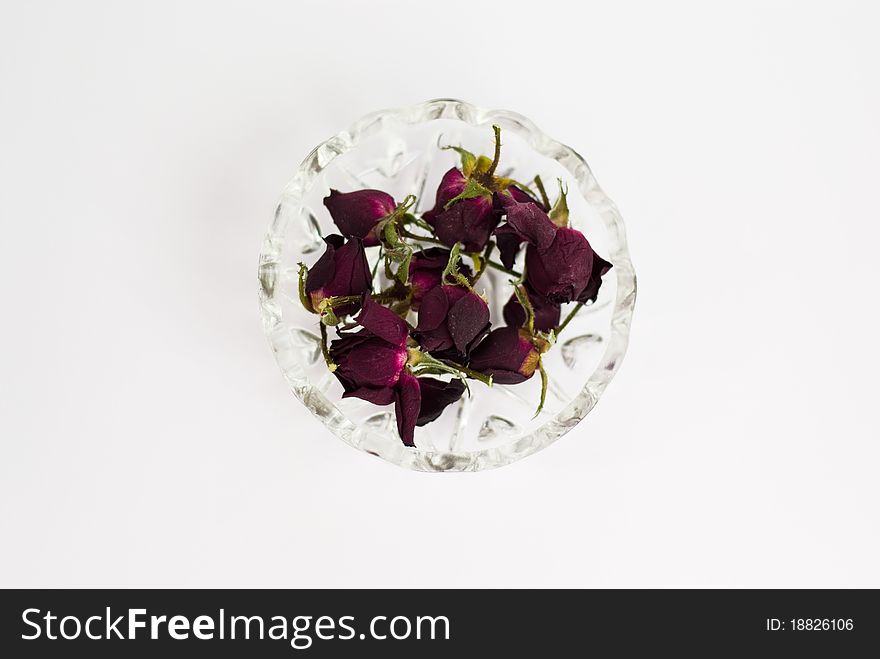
[2,0,878,587]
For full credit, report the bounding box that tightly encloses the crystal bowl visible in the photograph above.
[259,99,636,471]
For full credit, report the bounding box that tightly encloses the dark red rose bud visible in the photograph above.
[468,327,541,385]
[330,298,466,445]
[415,285,490,357]
[423,168,499,252]
[425,167,467,212]
[331,333,408,393]
[329,296,410,397]
[323,189,397,247]
[494,194,557,268]
[495,194,612,304]
[503,285,561,333]
[415,377,466,426]
[305,235,372,316]
[526,227,595,305]
[576,252,613,304]
[407,247,472,311]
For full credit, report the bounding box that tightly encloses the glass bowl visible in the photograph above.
[259,99,636,471]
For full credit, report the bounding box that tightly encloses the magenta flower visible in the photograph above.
[422,168,498,252]
[323,189,397,247]
[494,193,557,268]
[407,247,472,311]
[525,228,596,304]
[305,235,372,316]
[330,297,409,396]
[414,285,490,358]
[468,327,541,385]
[503,285,561,333]
[329,296,466,446]
[495,194,612,304]
[329,295,417,443]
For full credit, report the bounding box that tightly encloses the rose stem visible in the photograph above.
[443,362,493,387]
[371,247,383,280]
[470,241,496,285]
[399,229,445,246]
[319,322,336,371]
[556,302,585,335]
[534,175,550,209]
[486,259,522,279]
[486,125,502,178]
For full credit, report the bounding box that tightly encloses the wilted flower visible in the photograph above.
[407,247,471,311]
[329,296,409,395]
[503,284,561,333]
[329,296,467,446]
[329,295,416,442]
[494,193,557,268]
[304,235,371,317]
[423,168,498,252]
[526,228,597,304]
[414,285,490,358]
[323,189,397,247]
[423,166,545,254]
[495,194,612,304]
[468,327,542,385]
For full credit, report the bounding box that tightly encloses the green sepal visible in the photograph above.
[297,262,314,313]
[549,179,570,228]
[396,247,413,285]
[383,217,402,247]
[442,145,477,177]
[321,307,340,326]
[443,177,492,210]
[472,154,494,177]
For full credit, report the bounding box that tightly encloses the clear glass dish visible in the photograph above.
[259,99,636,471]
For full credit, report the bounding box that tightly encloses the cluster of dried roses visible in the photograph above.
[298,126,611,446]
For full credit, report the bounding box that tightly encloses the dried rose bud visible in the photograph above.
[494,193,557,269]
[323,189,397,247]
[503,285,561,333]
[329,296,422,444]
[415,377,466,426]
[495,194,612,304]
[414,285,490,358]
[525,228,596,305]
[305,235,371,316]
[330,295,410,393]
[423,167,498,252]
[407,247,472,311]
[468,327,541,385]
